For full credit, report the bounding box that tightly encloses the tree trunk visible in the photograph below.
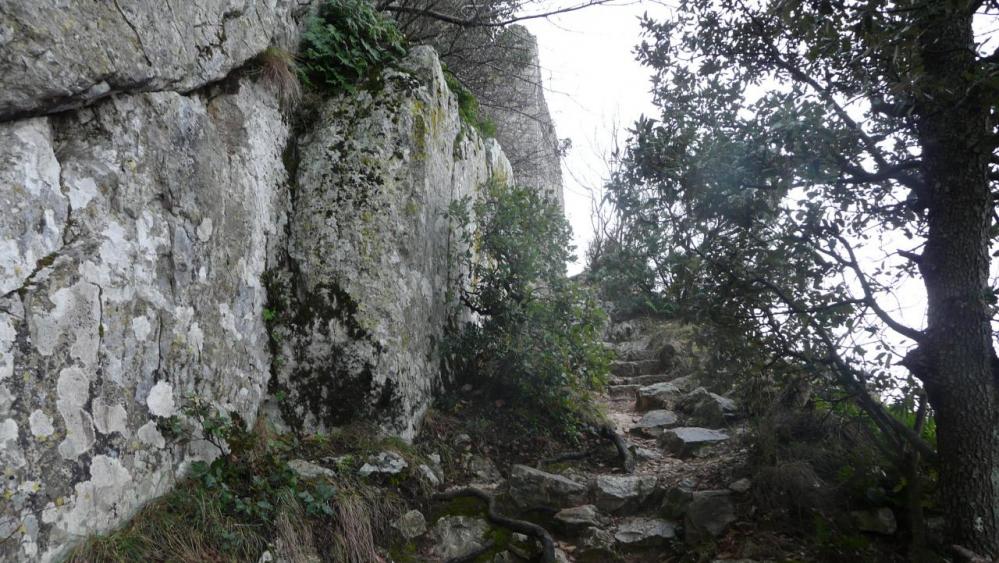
[914,4,999,556]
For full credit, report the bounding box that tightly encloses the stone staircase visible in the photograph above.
[502,319,749,561]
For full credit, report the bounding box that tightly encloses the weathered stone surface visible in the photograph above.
[608,384,641,398]
[629,410,680,438]
[851,508,897,535]
[508,464,588,511]
[469,455,503,484]
[473,26,563,207]
[635,376,697,411]
[659,427,730,458]
[0,74,289,561]
[578,526,618,559]
[358,451,409,477]
[429,515,490,560]
[729,478,752,494]
[288,459,336,480]
[271,47,512,440]
[592,474,659,514]
[684,491,736,544]
[393,509,428,540]
[660,482,696,519]
[613,517,676,547]
[610,359,661,378]
[677,387,738,427]
[0,0,312,119]
[554,504,608,532]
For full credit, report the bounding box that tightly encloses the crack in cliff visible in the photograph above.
[112,0,154,68]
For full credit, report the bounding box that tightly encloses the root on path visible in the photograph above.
[434,486,557,563]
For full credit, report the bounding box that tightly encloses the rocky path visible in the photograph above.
[425,320,751,562]
[470,321,748,562]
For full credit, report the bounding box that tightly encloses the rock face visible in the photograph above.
[0,76,290,561]
[270,46,512,439]
[0,0,312,119]
[475,26,564,207]
[0,15,523,559]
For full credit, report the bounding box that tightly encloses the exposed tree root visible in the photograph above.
[598,423,636,473]
[536,446,598,469]
[435,487,556,563]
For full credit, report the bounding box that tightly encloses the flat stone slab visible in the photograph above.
[658,427,730,458]
[629,410,680,437]
[509,465,588,511]
[614,517,677,547]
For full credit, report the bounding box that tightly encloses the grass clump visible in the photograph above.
[299,0,406,93]
[68,400,406,563]
[255,47,302,106]
[445,180,611,434]
[444,70,497,138]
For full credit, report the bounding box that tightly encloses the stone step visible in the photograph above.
[628,409,680,438]
[658,427,730,458]
[610,373,675,387]
[610,359,662,378]
[608,384,641,399]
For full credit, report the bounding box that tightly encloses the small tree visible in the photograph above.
[446,181,610,428]
[606,0,999,555]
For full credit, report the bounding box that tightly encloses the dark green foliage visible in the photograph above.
[299,0,407,93]
[445,181,611,429]
[444,70,497,138]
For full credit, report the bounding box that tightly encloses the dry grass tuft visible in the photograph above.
[256,47,302,107]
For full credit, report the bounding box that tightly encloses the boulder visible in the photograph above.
[660,483,695,519]
[658,427,730,458]
[728,478,752,494]
[851,508,897,535]
[629,410,680,438]
[613,517,677,548]
[592,474,659,514]
[684,491,736,544]
[358,452,408,477]
[554,505,608,532]
[508,465,588,511]
[578,527,618,560]
[429,516,491,560]
[677,387,738,427]
[469,455,503,484]
[635,376,697,411]
[393,510,428,540]
[417,464,443,488]
[508,532,542,560]
[287,460,336,480]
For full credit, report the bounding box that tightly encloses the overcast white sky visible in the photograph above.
[523,2,672,274]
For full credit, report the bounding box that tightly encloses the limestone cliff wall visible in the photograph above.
[0,3,516,559]
[475,26,564,208]
[270,47,512,441]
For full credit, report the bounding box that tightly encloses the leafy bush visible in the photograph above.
[299,0,407,93]
[445,181,611,429]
